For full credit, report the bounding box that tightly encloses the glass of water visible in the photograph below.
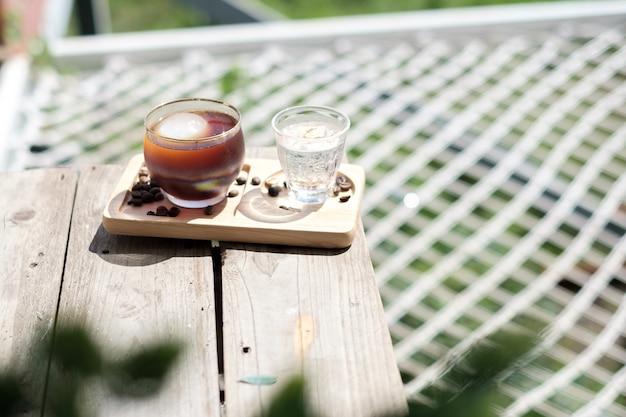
[272,105,351,204]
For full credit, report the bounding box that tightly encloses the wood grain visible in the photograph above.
[220,148,408,417]
[0,167,77,415]
[54,165,221,417]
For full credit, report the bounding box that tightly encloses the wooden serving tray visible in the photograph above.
[102,154,365,248]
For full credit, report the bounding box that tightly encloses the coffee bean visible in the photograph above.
[154,192,164,201]
[204,205,214,215]
[339,182,351,191]
[333,185,341,196]
[268,185,281,197]
[336,176,346,184]
[236,176,246,185]
[279,205,301,212]
[149,187,161,195]
[131,190,142,199]
[141,193,155,203]
[147,210,156,215]
[264,178,283,188]
[339,195,351,203]
[228,190,239,198]
[168,207,181,217]
[251,176,261,185]
[130,198,143,206]
[156,206,169,216]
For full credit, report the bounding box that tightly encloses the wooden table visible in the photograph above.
[0,148,407,417]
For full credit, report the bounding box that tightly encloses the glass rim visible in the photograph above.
[145,98,242,143]
[271,105,351,138]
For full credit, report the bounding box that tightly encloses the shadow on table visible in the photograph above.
[220,241,351,257]
[89,224,215,266]
[89,223,348,267]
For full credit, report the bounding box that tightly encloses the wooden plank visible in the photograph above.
[0,167,77,414]
[220,148,407,417]
[54,165,221,416]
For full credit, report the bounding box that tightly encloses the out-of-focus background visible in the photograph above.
[80,0,567,33]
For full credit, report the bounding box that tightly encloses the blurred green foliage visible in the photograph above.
[108,0,211,32]
[97,0,567,33]
[261,329,539,417]
[260,0,563,19]
[0,320,182,417]
[1,318,537,417]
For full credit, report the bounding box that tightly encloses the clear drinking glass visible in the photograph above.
[143,98,245,208]
[272,105,350,204]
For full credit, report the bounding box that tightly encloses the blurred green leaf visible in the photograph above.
[107,341,183,398]
[46,376,82,417]
[220,66,243,95]
[398,330,539,417]
[51,325,102,376]
[239,375,278,385]
[261,375,312,417]
[447,331,537,390]
[0,373,23,416]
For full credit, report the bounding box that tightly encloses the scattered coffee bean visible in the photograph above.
[154,192,164,201]
[236,176,246,185]
[336,176,346,184]
[155,206,169,216]
[339,182,352,192]
[251,176,261,185]
[228,190,239,198]
[339,195,351,203]
[168,206,181,217]
[279,205,301,212]
[204,205,214,215]
[333,185,341,196]
[130,198,143,206]
[264,177,285,187]
[149,187,161,195]
[268,185,281,197]
[139,174,149,183]
[141,193,155,203]
[131,190,143,199]
[147,210,156,215]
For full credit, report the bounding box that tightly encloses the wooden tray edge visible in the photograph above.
[102,155,364,248]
